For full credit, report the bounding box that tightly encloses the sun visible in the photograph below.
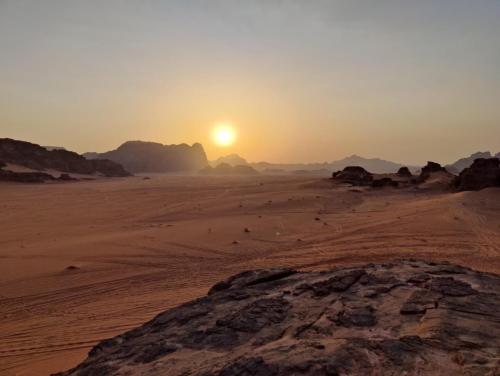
[212,123,236,147]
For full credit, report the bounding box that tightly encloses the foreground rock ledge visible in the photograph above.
[56,261,500,376]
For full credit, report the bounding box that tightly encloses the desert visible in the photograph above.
[0,167,499,375]
[2,2,500,375]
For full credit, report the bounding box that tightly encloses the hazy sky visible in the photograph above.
[1,0,499,164]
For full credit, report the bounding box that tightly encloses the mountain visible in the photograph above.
[200,163,258,175]
[58,261,500,376]
[210,154,248,167]
[84,141,208,173]
[445,151,493,174]
[248,155,417,174]
[0,138,130,177]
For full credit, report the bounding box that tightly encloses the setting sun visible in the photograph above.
[212,123,236,147]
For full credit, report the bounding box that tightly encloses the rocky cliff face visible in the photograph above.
[56,260,500,376]
[84,141,208,173]
[0,138,130,177]
[454,158,500,191]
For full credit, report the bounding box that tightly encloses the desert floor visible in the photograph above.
[0,175,499,375]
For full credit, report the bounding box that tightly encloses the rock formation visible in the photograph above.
[0,138,130,177]
[453,158,500,191]
[84,141,208,173]
[418,161,448,181]
[371,177,399,188]
[56,260,500,376]
[396,166,412,177]
[332,166,373,185]
[200,163,259,175]
[446,151,493,174]
[211,154,248,167]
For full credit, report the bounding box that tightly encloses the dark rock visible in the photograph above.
[453,157,500,191]
[428,277,477,296]
[59,173,77,181]
[418,161,447,181]
[371,177,399,188]
[0,169,55,183]
[56,261,500,376]
[397,166,413,177]
[84,140,208,173]
[0,138,130,177]
[332,166,373,186]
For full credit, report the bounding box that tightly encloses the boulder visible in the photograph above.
[453,158,500,191]
[332,166,373,185]
[55,260,500,376]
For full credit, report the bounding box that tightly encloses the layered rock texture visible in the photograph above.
[454,158,500,191]
[84,141,208,173]
[57,260,500,376]
[0,138,130,177]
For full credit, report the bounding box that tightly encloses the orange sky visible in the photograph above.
[1,1,499,165]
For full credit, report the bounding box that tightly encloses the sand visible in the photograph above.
[0,175,499,375]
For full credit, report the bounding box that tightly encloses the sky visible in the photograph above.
[1,0,499,165]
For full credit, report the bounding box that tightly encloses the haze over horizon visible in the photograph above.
[1,1,499,165]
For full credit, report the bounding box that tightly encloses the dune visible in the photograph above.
[0,175,499,375]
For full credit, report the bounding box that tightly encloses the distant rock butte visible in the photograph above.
[211,154,248,167]
[56,260,500,376]
[0,138,130,178]
[200,163,259,175]
[454,157,500,191]
[84,141,208,173]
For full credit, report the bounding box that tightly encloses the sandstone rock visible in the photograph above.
[397,166,412,177]
[0,169,55,183]
[453,157,500,191]
[0,138,130,177]
[55,260,500,376]
[418,161,447,181]
[332,166,373,185]
[371,177,399,188]
[85,141,208,173]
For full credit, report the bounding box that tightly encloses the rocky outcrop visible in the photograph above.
[397,166,412,177]
[200,163,259,175]
[453,158,500,191]
[332,166,373,185]
[84,141,208,173]
[0,138,130,177]
[418,161,448,182]
[371,177,399,188]
[446,151,493,174]
[56,260,500,376]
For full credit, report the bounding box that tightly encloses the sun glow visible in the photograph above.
[212,123,236,147]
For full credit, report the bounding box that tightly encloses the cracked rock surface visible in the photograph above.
[56,261,500,376]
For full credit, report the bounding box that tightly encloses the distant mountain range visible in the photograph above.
[84,141,208,173]
[445,151,500,174]
[211,154,418,174]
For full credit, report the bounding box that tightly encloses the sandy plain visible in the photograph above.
[0,175,499,375]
